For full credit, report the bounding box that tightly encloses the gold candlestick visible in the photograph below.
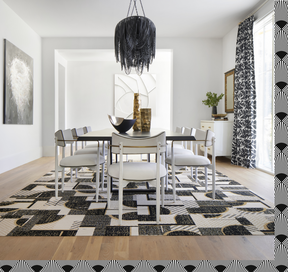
[133,93,141,131]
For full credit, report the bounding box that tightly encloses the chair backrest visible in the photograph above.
[183,127,193,136]
[72,127,85,137]
[55,129,74,146]
[175,126,183,133]
[195,129,215,147]
[111,132,166,155]
[183,127,196,149]
[62,129,74,142]
[205,130,215,147]
[55,130,65,147]
[84,126,92,133]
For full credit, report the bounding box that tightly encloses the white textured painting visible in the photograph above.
[4,39,33,124]
[114,74,156,118]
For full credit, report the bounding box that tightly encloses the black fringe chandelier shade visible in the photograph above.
[114,0,156,75]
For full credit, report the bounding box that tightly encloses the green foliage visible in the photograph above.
[202,92,224,107]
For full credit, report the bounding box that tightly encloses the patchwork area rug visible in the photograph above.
[0,167,274,236]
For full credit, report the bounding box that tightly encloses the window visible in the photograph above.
[253,12,274,174]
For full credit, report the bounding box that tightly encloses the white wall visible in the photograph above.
[42,37,223,156]
[157,38,223,127]
[65,50,172,131]
[0,0,42,174]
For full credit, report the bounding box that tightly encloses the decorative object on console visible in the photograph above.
[140,108,151,132]
[133,93,141,131]
[3,39,33,124]
[212,114,228,121]
[108,115,136,133]
[114,0,156,75]
[202,92,224,116]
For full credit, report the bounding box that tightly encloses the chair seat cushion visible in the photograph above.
[165,154,210,167]
[170,148,194,155]
[108,162,167,181]
[167,143,183,149]
[60,154,105,168]
[167,144,186,156]
[74,148,103,155]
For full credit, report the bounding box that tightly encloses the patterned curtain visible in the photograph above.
[231,15,256,168]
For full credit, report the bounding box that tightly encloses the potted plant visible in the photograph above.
[202,92,224,115]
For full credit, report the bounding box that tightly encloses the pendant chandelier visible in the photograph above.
[114,0,156,75]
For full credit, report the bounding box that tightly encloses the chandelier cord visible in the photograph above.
[139,0,146,17]
[133,0,139,16]
[126,0,133,17]
[126,0,146,17]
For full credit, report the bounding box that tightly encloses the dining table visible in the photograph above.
[77,128,196,142]
[77,128,197,193]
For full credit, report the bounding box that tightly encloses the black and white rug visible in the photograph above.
[0,167,274,236]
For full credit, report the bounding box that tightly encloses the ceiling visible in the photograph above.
[3,0,267,38]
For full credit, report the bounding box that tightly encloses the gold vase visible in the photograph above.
[133,93,141,131]
[140,108,151,132]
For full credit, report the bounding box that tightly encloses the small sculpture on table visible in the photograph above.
[108,115,136,133]
[140,108,151,132]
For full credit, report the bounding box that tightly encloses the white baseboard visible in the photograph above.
[0,147,42,174]
[43,146,55,157]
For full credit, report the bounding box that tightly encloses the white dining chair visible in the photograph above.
[166,126,184,155]
[165,129,216,201]
[83,126,108,151]
[106,132,167,225]
[54,129,105,202]
[165,127,196,190]
[71,127,106,190]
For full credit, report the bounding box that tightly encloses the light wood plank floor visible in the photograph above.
[0,156,274,260]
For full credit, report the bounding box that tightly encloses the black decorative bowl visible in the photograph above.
[108,115,136,133]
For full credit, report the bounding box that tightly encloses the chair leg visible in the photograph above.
[61,169,65,193]
[205,167,208,192]
[165,164,168,191]
[172,164,176,202]
[212,165,216,200]
[161,177,164,207]
[195,167,198,182]
[156,177,160,224]
[75,168,78,178]
[119,179,123,226]
[191,167,193,177]
[55,167,58,198]
[107,175,111,208]
[95,165,100,202]
[70,169,73,182]
[101,164,104,191]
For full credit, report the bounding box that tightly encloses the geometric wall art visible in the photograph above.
[3,39,33,124]
[114,74,156,119]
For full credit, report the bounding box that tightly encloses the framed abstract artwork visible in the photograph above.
[114,74,156,118]
[224,69,235,113]
[3,39,33,124]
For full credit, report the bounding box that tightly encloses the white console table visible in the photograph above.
[200,120,233,157]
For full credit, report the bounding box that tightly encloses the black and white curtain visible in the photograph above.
[231,15,256,168]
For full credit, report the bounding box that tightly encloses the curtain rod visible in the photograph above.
[238,0,270,25]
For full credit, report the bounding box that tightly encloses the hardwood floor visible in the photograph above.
[0,156,274,260]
